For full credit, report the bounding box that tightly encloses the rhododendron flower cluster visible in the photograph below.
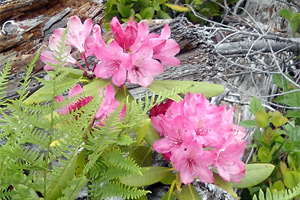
[151,93,247,184]
[55,84,125,126]
[41,15,180,87]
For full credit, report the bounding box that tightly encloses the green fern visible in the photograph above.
[0,59,11,105]
[92,181,150,200]
[253,183,300,200]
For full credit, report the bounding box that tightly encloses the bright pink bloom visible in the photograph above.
[213,135,246,182]
[85,24,106,57]
[95,84,126,126]
[151,93,246,184]
[66,16,93,53]
[94,41,131,87]
[127,45,164,87]
[110,17,138,52]
[149,24,180,66]
[171,140,215,184]
[40,30,76,71]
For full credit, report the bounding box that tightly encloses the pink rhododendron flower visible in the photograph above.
[151,93,246,184]
[66,15,93,53]
[95,84,123,121]
[171,140,215,184]
[40,31,76,71]
[110,17,138,52]
[148,24,180,66]
[127,44,164,87]
[94,41,131,87]
[41,15,181,87]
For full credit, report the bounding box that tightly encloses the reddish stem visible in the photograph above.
[76,62,87,73]
[82,53,90,71]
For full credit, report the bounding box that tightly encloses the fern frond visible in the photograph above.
[58,176,89,200]
[106,149,142,175]
[0,59,11,105]
[253,183,300,200]
[96,181,150,200]
[18,51,40,101]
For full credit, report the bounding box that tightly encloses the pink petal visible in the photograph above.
[94,62,112,78]
[82,18,93,40]
[160,24,171,39]
[110,17,125,47]
[69,84,83,97]
[55,95,64,102]
[112,67,127,87]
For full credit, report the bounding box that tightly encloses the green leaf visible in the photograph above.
[153,0,161,11]
[47,153,78,200]
[149,80,224,101]
[137,0,150,7]
[177,184,202,200]
[279,9,292,20]
[271,111,288,127]
[159,0,168,4]
[137,119,151,144]
[130,146,152,167]
[140,7,155,19]
[271,180,285,192]
[160,173,176,185]
[158,10,172,19]
[239,120,258,127]
[163,3,190,12]
[213,173,239,199]
[290,16,300,34]
[161,190,176,200]
[75,148,87,177]
[255,110,269,128]
[120,166,173,187]
[117,3,132,18]
[232,163,275,188]
[249,96,265,115]
[284,171,300,189]
[258,146,272,162]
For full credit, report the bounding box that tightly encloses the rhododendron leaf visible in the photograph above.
[149,80,224,99]
[177,185,202,200]
[148,82,182,102]
[161,190,176,200]
[164,3,190,12]
[82,79,111,98]
[232,164,275,188]
[75,148,87,177]
[161,173,176,185]
[144,123,161,146]
[137,119,151,144]
[213,173,239,199]
[47,153,77,200]
[120,166,173,187]
[130,146,152,167]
